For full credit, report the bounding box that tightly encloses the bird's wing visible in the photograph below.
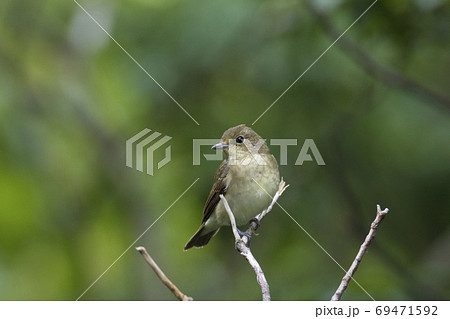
[201,160,230,224]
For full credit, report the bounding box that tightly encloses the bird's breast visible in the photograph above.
[220,155,280,226]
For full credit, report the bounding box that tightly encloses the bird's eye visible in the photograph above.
[236,136,244,143]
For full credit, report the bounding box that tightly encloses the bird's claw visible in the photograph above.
[236,228,252,244]
[249,217,260,230]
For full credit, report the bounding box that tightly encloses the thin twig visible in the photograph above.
[220,179,289,301]
[136,246,193,301]
[254,179,289,225]
[331,205,389,301]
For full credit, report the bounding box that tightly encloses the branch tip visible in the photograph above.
[331,204,390,301]
[377,204,389,215]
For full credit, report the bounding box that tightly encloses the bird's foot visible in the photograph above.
[236,228,252,244]
[249,217,260,230]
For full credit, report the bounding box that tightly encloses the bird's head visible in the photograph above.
[212,124,270,159]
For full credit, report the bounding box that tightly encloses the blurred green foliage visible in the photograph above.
[0,0,449,300]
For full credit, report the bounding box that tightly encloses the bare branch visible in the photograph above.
[136,246,193,301]
[254,178,289,225]
[220,179,289,301]
[220,194,271,301]
[331,205,389,301]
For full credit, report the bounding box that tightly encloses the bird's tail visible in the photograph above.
[184,225,219,250]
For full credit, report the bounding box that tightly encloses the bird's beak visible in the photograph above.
[212,142,228,150]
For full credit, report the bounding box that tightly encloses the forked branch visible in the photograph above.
[220,179,289,301]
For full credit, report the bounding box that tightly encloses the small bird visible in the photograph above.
[184,124,280,250]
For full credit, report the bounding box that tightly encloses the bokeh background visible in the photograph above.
[0,0,449,300]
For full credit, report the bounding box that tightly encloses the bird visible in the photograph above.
[184,124,280,250]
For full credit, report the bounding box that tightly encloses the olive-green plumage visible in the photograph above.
[184,124,280,250]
